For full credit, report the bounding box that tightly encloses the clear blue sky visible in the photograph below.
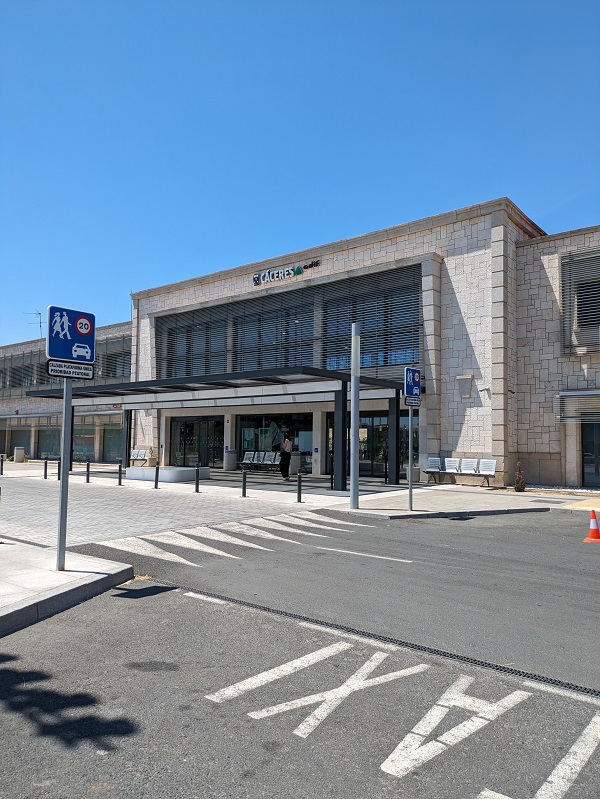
[1,0,599,345]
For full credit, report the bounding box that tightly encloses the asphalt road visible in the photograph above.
[72,509,600,690]
[1,581,599,799]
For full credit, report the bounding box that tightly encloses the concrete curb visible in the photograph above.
[0,563,133,639]
[337,506,553,521]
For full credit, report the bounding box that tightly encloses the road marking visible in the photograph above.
[269,514,346,532]
[522,681,600,708]
[144,531,240,559]
[293,511,374,527]
[215,521,302,544]
[204,642,352,703]
[314,546,412,563]
[476,713,600,799]
[183,591,226,604]
[178,526,272,551]
[99,537,201,567]
[380,675,530,778]
[248,654,429,738]
[242,517,328,537]
[298,622,400,652]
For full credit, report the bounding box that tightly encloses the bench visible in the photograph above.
[424,457,497,486]
[239,451,281,471]
[130,448,154,466]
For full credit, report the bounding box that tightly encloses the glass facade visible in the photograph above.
[170,417,224,467]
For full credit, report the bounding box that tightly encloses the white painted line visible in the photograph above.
[522,681,600,708]
[144,531,240,559]
[315,546,412,563]
[477,713,600,799]
[178,526,272,551]
[99,537,201,567]
[243,517,327,538]
[183,591,226,604]
[271,514,346,532]
[204,642,352,703]
[298,622,399,652]
[216,521,302,545]
[249,655,428,738]
[293,511,374,527]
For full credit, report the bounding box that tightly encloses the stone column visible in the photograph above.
[490,211,511,482]
[421,254,443,459]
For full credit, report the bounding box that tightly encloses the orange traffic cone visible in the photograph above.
[584,510,600,543]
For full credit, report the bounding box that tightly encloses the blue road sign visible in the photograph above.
[404,367,421,398]
[46,306,96,364]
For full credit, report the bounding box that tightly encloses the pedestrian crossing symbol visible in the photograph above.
[46,305,96,364]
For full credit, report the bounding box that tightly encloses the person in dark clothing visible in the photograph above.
[280,434,293,481]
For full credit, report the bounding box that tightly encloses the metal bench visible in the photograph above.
[478,459,497,486]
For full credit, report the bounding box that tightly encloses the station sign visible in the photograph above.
[47,360,95,380]
[46,305,96,364]
[404,367,421,407]
[253,259,320,287]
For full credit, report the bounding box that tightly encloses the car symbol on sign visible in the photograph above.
[72,343,92,360]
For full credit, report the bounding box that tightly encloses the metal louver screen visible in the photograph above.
[0,335,132,398]
[561,248,600,353]
[555,393,600,423]
[155,264,422,381]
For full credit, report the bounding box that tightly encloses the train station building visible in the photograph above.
[2,197,600,488]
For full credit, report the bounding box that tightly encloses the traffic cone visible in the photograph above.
[584,510,600,543]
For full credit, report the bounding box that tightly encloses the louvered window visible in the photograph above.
[154,264,422,380]
[562,248,600,353]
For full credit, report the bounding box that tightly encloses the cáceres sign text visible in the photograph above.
[253,259,320,287]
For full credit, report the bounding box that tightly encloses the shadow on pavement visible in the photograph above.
[0,653,138,750]
[112,584,177,600]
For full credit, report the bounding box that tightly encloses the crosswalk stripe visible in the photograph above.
[177,526,273,551]
[215,521,302,545]
[264,514,342,532]
[99,537,201,566]
[243,517,328,538]
[143,531,240,559]
[292,511,374,528]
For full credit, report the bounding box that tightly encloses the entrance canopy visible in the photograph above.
[27,366,403,409]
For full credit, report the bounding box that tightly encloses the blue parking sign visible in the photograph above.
[46,306,96,364]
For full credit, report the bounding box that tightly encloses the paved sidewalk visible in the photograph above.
[1,461,598,638]
[0,538,132,638]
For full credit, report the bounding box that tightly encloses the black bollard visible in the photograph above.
[242,468,247,498]
[44,458,48,479]
[86,459,90,483]
[118,460,122,486]
[0,454,4,475]
[57,458,61,481]
[154,463,159,489]
[195,464,200,493]
[297,472,302,503]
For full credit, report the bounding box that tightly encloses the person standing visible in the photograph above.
[280,434,293,481]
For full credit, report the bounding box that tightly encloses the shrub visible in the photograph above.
[514,461,526,492]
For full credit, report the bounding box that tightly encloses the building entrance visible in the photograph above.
[170,417,224,467]
[582,422,600,488]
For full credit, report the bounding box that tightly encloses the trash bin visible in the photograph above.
[223,451,238,471]
[13,447,25,463]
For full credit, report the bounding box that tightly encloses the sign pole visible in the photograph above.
[57,377,73,570]
[350,322,360,509]
[408,405,413,511]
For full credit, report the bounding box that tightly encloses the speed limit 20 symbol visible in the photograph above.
[75,316,93,336]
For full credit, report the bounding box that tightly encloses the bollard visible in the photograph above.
[118,460,123,486]
[86,459,90,483]
[195,464,200,493]
[297,472,302,503]
[57,458,61,481]
[242,468,247,498]
[154,463,159,489]
[0,454,4,476]
[43,458,48,479]
[330,467,334,491]
[384,455,388,485]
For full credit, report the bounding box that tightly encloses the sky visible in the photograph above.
[1,0,599,346]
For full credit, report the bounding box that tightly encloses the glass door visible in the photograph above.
[170,417,224,467]
[582,423,600,487]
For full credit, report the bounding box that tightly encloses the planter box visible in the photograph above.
[126,466,210,483]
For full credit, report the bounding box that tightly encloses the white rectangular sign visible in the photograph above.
[47,360,94,380]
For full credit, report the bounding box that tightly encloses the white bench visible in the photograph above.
[425,457,497,485]
[130,448,154,465]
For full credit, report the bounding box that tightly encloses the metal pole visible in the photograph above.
[350,322,360,509]
[44,458,48,479]
[118,460,122,486]
[154,463,159,489]
[57,378,73,570]
[0,454,3,475]
[195,464,200,493]
[86,459,90,483]
[408,406,414,512]
[242,468,247,498]
[297,472,302,503]
[57,458,61,480]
